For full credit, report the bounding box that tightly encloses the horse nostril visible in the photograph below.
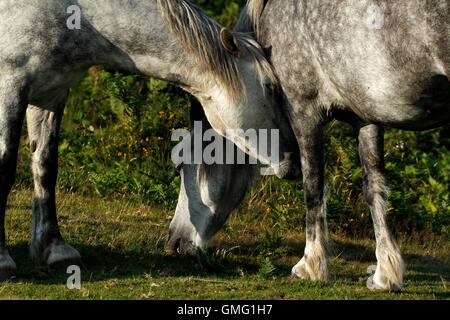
[276,151,301,180]
[164,230,181,255]
[175,238,182,254]
[179,239,198,256]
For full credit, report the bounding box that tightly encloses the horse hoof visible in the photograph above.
[0,268,16,282]
[291,256,329,282]
[366,257,404,292]
[366,274,402,292]
[0,251,17,281]
[30,240,82,271]
[46,242,83,271]
[291,259,309,280]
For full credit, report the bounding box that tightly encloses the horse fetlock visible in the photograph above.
[0,249,17,281]
[368,248,404,292]
[291,253,329,282]
[31,239,81,269]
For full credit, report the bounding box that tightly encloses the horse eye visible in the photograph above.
[265,83,274,93]
[265,83,279,97]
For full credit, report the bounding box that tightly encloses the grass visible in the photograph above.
[1,188,448,300]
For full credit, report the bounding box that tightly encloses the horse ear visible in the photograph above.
[220,28,239,56]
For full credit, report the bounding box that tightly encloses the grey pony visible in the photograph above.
[0,0,301,280]
[167,0,449,292]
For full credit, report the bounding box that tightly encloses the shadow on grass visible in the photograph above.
[214,237,449,283]
[330,240,376,263]
[6,240,261,285]
[6,236,448,289]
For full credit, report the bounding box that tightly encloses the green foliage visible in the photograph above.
[13,1,449,237]
[195,0,246,28]
[258,257,276,278]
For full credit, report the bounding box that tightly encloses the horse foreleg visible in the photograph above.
[291,123,329,282]
[27,97,81,269]
[0,78,28,280]
[355,123,404,292]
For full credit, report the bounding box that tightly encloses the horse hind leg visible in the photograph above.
[0,78,29,280]
[355,123,404,292]
[27,95,81,269]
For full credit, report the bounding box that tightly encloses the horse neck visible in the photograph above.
[79,0,204,92]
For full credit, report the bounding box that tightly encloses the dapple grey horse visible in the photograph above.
[167,0,449,292]
[0,0,301,280]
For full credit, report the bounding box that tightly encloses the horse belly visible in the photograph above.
[29,69,87,110]
[356,74,450,130]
